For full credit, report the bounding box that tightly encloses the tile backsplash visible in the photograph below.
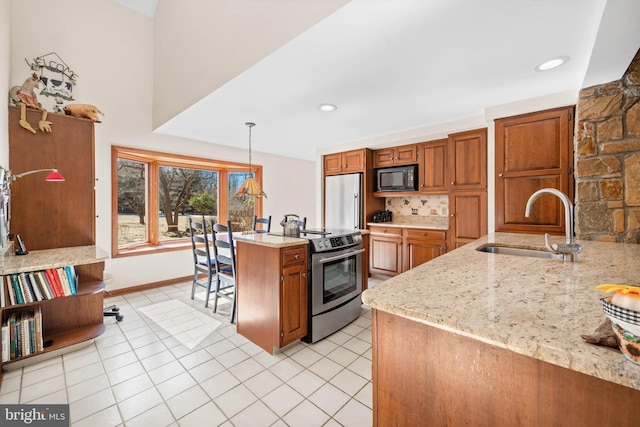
[386,195,449,218]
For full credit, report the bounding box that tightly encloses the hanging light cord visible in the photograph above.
[246,122,255,176]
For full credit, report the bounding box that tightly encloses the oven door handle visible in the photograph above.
[317,248,366,264]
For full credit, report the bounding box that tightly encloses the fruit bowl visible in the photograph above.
[610,322,640,365]
[602,297,640,337]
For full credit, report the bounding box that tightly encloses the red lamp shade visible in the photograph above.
[45,170,65,181]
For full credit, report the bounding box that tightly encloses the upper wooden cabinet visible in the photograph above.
[324,149,365,175]
[9,106,95,251]
[448,129,487,190]
[419,139,448,193]
[373,144,419,168]
[494,106,574,235]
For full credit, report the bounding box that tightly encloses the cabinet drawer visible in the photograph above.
[403,229,446,241]
[369,226,402,236]
[282,247,307,267]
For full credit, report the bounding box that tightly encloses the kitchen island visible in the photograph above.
[362,232,640,426]
[233,232,310,353]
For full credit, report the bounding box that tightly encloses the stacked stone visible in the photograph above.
[575,49,640,243]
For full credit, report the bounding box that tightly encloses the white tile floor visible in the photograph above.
[0,277,386,426]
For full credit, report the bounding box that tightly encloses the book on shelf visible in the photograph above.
[35,270,54,300]
[0,277,5,307]
[28,272,44,301]
[19,272,36,303]
[65,265,77,295]
[56,267,72,296]
[9,274,25,304]
[44,268,64,298]
[2,308,43,362]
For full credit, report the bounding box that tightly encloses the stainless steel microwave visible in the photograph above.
[376,164,418,192]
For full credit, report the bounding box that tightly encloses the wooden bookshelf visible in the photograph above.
[0,246,108,369]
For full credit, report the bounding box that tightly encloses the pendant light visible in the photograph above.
[234,122,267,199]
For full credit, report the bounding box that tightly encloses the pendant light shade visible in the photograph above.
[234,122,267,199]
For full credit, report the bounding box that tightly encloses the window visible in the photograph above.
[112,146,263,257]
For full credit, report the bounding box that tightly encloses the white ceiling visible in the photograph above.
[123,0,640,161]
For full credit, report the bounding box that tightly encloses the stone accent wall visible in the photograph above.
[575,49,640,242]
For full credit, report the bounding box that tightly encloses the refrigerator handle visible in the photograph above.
[353,193,358,230]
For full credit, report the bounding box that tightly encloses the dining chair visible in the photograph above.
[253,215,271,233]
[210,219,237,323]
[188,216,216,308]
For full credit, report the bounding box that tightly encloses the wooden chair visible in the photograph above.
[253,215,271,233]
[188,216,216,307]
[210,219,237,323]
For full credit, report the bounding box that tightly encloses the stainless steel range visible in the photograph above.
[298,229,365,343]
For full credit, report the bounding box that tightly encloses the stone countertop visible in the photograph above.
[233,232,308,248]
[0,245,109,274]
[361,232,640,390]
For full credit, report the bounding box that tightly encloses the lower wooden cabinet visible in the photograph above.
[369,226,447,276]
[403,229,447,271]
[369,227,403,276]
[236,242,308,353]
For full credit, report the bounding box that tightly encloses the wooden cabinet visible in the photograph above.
[448,128,487,190]
[324,149,365,175]
[419,139,448,193]
[0,247,107,369]
[236,241,308,353]
[449,191,488,249]
[369,226,447,276]
[9,106,95,251]
[371,309,640,426]
[494,106,574,235]
[447,128,488,249]
[280,246,308,346]
[373,144,419,168]
[369,226,403,276]
[402,229,447,271]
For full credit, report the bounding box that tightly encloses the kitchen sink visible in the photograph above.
[476,244,563,260]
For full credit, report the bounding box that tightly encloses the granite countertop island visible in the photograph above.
[233,231,308,248]
[362,232,640,391]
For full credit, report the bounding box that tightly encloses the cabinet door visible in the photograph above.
[324,153,343,175]
[280,263,308,346]
[342,149,365,173]
[419,139,448,193]
[449,191,487,249]
[373,149,395,168]
[9,107,95,250]
[494,106,574,234]
[394,144,418,165]
[404,239,446,271]
[369,235,402,276]
[449,128,487,190]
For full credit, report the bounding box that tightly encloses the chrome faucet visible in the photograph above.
[525,188,583,262]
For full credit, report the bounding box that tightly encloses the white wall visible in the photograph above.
[0,1,10,166]
[9,0,316,290]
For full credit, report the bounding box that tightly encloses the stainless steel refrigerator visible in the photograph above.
[325,173,363,230]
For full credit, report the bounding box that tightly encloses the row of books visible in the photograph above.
[1,266,77,307]
[1,308,43,362]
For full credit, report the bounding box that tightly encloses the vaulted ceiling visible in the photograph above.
[118,0,640,161]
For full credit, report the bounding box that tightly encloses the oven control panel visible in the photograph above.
[310,232,362,252]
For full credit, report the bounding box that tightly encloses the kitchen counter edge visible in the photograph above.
[361,232,640,391]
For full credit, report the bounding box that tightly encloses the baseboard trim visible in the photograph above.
[104,275,193,297]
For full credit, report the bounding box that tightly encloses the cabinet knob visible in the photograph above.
[498,173,503,177]
[451,181,455,185]
[450,213,455,217]
[302,272,307,278]
[294,254,299,259]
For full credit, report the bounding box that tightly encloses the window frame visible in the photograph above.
[111,146,263,258]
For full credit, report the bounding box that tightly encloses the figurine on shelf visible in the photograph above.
[8,73,53,134]
[63,103,104,122]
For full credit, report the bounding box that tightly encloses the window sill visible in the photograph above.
[113,240,191,258]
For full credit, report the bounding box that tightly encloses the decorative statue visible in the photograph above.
[63,104,104,122]
[8,73,52,134]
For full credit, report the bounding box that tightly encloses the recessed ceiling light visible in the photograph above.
[535,56,570,71]
[319,103,337,112]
